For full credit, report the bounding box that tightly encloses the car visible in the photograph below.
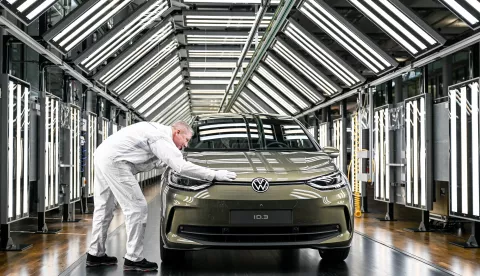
[159,113,354,263]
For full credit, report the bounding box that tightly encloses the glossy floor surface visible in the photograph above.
[63,195,452,276]
[2,182,479,276]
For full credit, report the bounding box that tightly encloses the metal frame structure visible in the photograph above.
[0,0,56,25]
[0,75,32,251]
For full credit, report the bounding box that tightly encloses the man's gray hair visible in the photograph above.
[172,121,194,135]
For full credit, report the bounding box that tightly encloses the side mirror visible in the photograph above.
[323,146,340,159]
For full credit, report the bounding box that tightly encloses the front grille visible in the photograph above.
[177,224,340,243]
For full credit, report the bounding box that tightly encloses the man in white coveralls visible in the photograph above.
[85,121,237,271]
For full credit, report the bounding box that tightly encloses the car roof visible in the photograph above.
[195,113,294,121]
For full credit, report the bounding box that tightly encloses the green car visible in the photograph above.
[159,113,353,263]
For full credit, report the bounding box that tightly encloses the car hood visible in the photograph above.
[184,151,338,182]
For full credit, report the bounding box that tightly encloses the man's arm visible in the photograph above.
[150,138,216,181]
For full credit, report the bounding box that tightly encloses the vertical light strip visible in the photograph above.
[471,82,480,216]
[420,97,426,207]
[461,86,468,214]
[385,107,390,200]
[8,82,14,218]
[55,99,59,205]
[451,88,457,213]
[379,110,385,199]
[16,84,22,217]
[23,87,29,215]
[375,111,379,198]
[406,102,411,204]
[50,98,54,206]
[45,97,50,207]
[413,100,419,205]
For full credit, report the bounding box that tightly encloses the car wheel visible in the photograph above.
[160,234,185,264]
[318,247,350,262]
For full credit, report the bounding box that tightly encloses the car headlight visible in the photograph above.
[307,171,349,190]
[168,171,212,191]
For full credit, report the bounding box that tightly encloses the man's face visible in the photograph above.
[173,129,192,150]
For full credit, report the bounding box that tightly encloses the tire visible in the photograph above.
[160,234,185,264]
[318,247,350,262]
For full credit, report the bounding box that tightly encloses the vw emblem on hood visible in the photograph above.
[252,178,269,193]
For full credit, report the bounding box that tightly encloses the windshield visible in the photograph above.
[186,116,317,151]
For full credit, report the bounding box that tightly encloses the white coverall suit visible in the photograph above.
[88,122,217,262]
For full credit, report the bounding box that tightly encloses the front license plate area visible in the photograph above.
[230,210,292,225]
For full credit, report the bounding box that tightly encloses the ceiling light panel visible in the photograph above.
[347,0,446,57]
[43,0,133,55]
[189,71,242,78]
[251,74,298,114]
[131,68,183,108]
[271,38,342,96]
[283,19,365,87]
[187,49,254,58]
[264,53,324,103]
[240,93,268,113]
[188,61,249,68]
[437,0,480,30]
[74,0,170,73]
[182,0,280,4]
[152,94,189,122]
[190,89,225,94]
[257,64,309,109]
[299,0,398,75]
[245,84,287,115]
[186,34,262,45]
[140,81,185,117]
[121,54,181,101]
[116,53,179,99]
[93,22,175,86]
[0,0,56,25]
[189,78,240,85]
[184,13,273,28]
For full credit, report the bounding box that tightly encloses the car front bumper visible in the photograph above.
[160,181,353,251]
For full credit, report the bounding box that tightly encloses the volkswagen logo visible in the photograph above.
[251,178,269,193]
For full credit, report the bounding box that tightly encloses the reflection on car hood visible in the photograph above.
[184,151,338,182]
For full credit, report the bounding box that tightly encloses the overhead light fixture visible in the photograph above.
[93,21,175,86]
[189,78,240,85]
[283,19,365,87]
[190,94,224,99]
[141,81,185,117]
[162,100,190,123]
[0,0,56,25]
[251,74,298,114]
[190,89,225,94]
[118,53,179,100]
[152,94,189,122]
[347,0,446,57]
[187,49,254,58]
[43,0,133,55]
[184,13,272,28]
[246,83,287,115]
[264,53,324,104]
[186,33,263,44]
[272,38,342,96]
[74,0,170,73]
[132,68,183,109]
[257,64,309,109]
[437,0,480,30]
[183,0,280,4]
[188,61,249,68]
[298,0,398,75]
[189,71,242,78]
[240,93,268,113]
